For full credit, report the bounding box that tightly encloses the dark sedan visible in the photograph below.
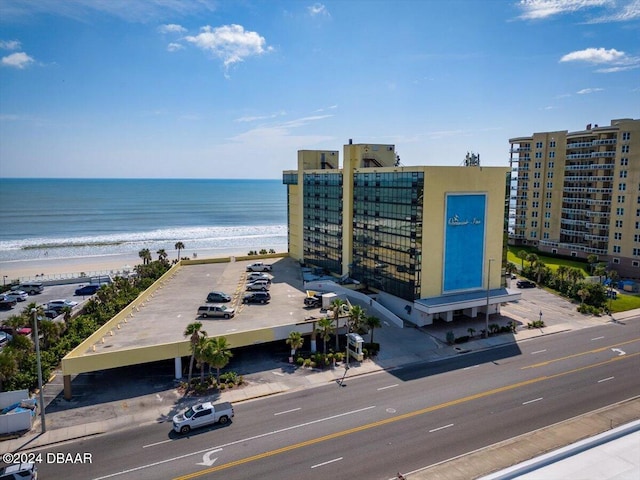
[517,280,536,288]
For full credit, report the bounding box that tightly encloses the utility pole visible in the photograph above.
[31,308,46,433]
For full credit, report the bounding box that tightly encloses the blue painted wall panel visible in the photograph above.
[443,194,486,292]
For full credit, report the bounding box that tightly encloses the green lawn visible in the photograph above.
[507,246,589,273]
[609,291,640,313]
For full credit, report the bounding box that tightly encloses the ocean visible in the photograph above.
[0,178,288,264]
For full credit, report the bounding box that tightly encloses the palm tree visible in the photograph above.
[286,331,304,357]
[556,265,568,286]
[525,253,539,268]
[194,335,209,384]
[364,315,382,343]
[593,264,607,284]
[204,336,233,384]
[349,305,365,333]
[587,254,598,274]
[330,298,346,350]
[567,267,584,286]
[577,287,589,305]
[534,261,547,284]
[157,249,168,263]
[316,317,334,353]
[138,248,151,265]
[183,322,206,392]
[175,241,185,261]
[517,250,528,270]
[505,262,518,277]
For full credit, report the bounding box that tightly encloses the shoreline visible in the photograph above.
[0,247,286,283]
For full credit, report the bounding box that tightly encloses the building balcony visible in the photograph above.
[564,176,613,182]
[567,141,593,149]
[586,222,609,230]
[592,138,617,146]
[567,153,593,160]
[561,219,587,226]
[560,228,585,237]
[585,199,612,206]
[565,163,614,171]
[591,151,616,158]
[585,234,609,241]
[585,210,610,217]
[563,187,612,194]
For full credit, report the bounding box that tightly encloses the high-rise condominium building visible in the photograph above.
[509,118,640,277]
[283,142,518,327]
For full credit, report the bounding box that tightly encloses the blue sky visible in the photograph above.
[0,0,638,179]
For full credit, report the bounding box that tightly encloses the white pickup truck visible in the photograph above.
[172,401,234,434]
[246,261,273,272]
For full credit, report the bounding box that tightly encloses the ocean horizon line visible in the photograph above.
[0,177,283,181]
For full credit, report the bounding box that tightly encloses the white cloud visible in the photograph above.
[517,0,612,19]
[561,47,625,63]
[184,24,273,73]
[587,0,640,22]
[560,47,640,72]
[157,24,186,34]
[577,87,604,94]
[0,40,21,50]
[167,42,184,52]
[1,52,34,69]
[308,3,330,17]
[235,111,287,123]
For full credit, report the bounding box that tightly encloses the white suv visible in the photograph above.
[246,279,270,291]
[0,462,38,479]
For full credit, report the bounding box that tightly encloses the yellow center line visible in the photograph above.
[173,351,640,479]
[522,338,640,369]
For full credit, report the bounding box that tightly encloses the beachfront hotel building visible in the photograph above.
[509,118,640,278]
[282,142,519,327]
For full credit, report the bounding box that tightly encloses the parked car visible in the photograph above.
[43,309,60,319]
[246,279,270,291]
[246,262,272,272]
[304,293,323,308]
[242,292,271,304]
[0,462,37,480]
[246,272,272,283]
[172,401,234,434]
[0,325,32,336]
[10,281,44,295]
[0,331,13,347]
[197,305,235,319]
[516,280,536,288]
[75,284,102,296]
[0,295,17,310]
[206,291,231,303]
[47,299,79,312]
[4,290,28,302]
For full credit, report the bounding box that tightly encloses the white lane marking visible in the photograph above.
[377,384,399,391]
[197,449,222,466]
[273,371,285,376]
[429,423,454,433]
[274,407,301,416]
[463,365,479,370]
[611,348,626,356]
[311,457,343,469]
[591,336,605,341]
[598,376,615,383]
[523,397,543,405]
[531,349,547,355]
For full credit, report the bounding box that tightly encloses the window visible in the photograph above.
[544,221,550,228]
[547,172,553,178]
[546,182,553,189]
[548,161,554,169]
[534,161,541,168]
[620,170,628,178]
[548,151,555,158]
[622,132,631,141]
[543,232,549,239]
[530,231,537,238]
[635,234,640,242]
[621,158,629,166]
[618,195,626,203]
[533,191,540,198]
[636,221,640,229]
[533,182,540,188]
[617,208,625,215]
[545,201,552,208]
[614,232,622,240]
[534,172,541,179]
[621,145,629,153]
[535,152,542,158]
[531,220,538,227]
[616,220,623,228]
[536,141,543,149]
[613,258,620,264]
[633,261,639,267]
[619,183,626,191]
[546,192,552,199]
[549,141,556,148]
[532,211,538,217]
[545,212,551,218]
[613,245,621,253]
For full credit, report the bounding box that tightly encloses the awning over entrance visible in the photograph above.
[414,288,521,314]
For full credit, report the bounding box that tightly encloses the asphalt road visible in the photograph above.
[0,282,90,323]
[34,320,640,480]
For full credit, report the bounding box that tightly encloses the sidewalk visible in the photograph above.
[2,304,638,460]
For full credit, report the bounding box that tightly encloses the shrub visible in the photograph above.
[296,356,304,366]
[454,335,469,344]
[446,331,455,345]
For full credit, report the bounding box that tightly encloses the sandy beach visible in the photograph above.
[0,247,269,284]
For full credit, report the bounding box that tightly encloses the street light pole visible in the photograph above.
[485,258,494,338]
[31,308,46,433]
